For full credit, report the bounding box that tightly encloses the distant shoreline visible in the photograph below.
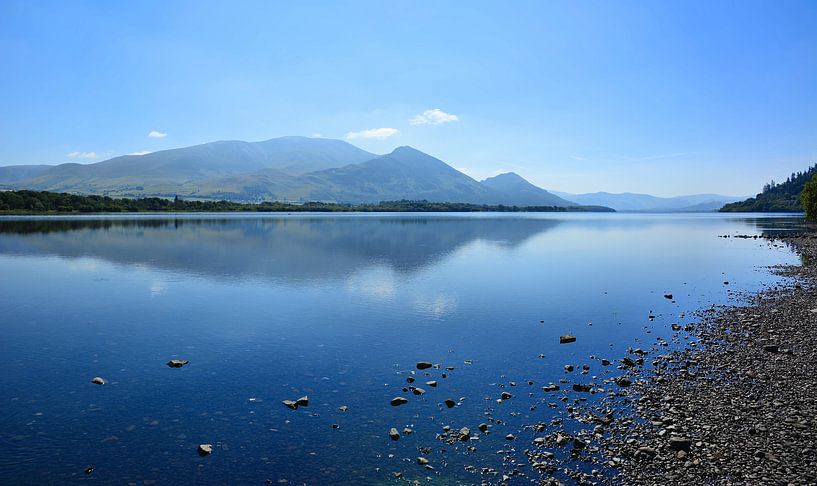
[0,190,615,214]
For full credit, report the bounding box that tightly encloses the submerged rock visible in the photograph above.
[166,359,189,368]
[391,397,409,407]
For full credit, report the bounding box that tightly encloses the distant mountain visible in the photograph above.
[552,191,745,212]
[3,139,603,209]
[0,165,52,184]
[480,172,577,207]
[5,136,376,195]
[720,164,816,213]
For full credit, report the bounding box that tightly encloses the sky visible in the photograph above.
[0,0,815,196]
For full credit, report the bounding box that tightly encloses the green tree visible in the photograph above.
[802,174,817,222]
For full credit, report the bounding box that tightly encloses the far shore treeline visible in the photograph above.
[0,190,615,214]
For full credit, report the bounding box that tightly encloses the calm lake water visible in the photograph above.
[0,212,805,485]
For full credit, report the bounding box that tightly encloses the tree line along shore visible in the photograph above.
[0,190,614,214]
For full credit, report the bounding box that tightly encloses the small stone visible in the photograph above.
[391,397,409,407]
[664,294,673,299]
[668,437,693,451]
[166,359,189,368]
[403,427,413,435]
[444,399,456,408]
[564,365,574,372]
[560,335,576,344]
[478,423,489,432]
[84,466,94,475]
[572,384,592,392]
[458,427,471,441]
[505,434,515,440]
[91,377,106,385]
[295,396,309,407]
[198,444,213,456]
[416,361,433,370]
[338,405,348,412]
[417,457,429,465]
[412,387,426,395]
[426,381,438,387]
[389,427,400,440]
[501,392,513,400]
[282,400,298,410]
[762,344,779,353]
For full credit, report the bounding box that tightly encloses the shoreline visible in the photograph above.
[519,232,816,485]
[606,234,817,484]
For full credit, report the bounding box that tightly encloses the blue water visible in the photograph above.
[0,213,804,485]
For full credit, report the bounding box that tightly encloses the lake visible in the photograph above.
[0,212,804,485]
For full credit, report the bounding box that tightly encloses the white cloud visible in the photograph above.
[311,133,324,138]
[410,108,459,125]
[128,151,152,156]
[148,130,167,138]
[66,151,97,159]
[345,127,399,140]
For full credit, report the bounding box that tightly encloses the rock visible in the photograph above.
[668,437,693,451]
[444,399,456,408]
[505,434,515,440]
[501,391,513,399]
[417,457,429,465]
[338,405,349,412]
[426,380,438,387]
[166,359,189,368]
[84,466,94,475]
[572,384,592,392]
[403,427,413,435]
[638,446,658,458]
[282,400,298,410]
[406,376,415,383]
[198,444,213,456]
[91,377,106,385]
[560,335,577,344]
[412,387,426,395]
[416,361,433,370]
[762,344,779,353]
[458,427,470,441]
[389,427,400,440]
[615,376,632,387]
[600,359,611,366]
[478,423,489,432]
[664,293,673,299]
[390,397,409,407]
[295,396,309,407]
[564,365,574,372]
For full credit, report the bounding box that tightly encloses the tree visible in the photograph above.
[802,174,817,222]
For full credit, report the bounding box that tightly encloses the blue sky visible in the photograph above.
[1,0,815,196]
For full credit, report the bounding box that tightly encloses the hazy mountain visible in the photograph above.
[5,137,604,208]
[0,165,52,184]
[551,191,745,212]
[6,136,376,195]
[481,172,577,206]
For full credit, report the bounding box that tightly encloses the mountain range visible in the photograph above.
[0,136,742,211]
[0,137,578,207]
[550,191,745,212]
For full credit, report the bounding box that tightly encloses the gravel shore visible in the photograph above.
[519,233,817,486]
[600,234,817,485]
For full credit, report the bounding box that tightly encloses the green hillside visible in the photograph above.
[719,165,816,213]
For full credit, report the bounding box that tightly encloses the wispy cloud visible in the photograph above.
[616,152,688,162]
[148,130,167,138]
[569,155,587,161]
[345,127,399,140]
[311,133,323,138]
[128,150,152,156]
[66,151,97,159]
[410,108,459,125]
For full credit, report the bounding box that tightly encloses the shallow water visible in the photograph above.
[0,212,804,485]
